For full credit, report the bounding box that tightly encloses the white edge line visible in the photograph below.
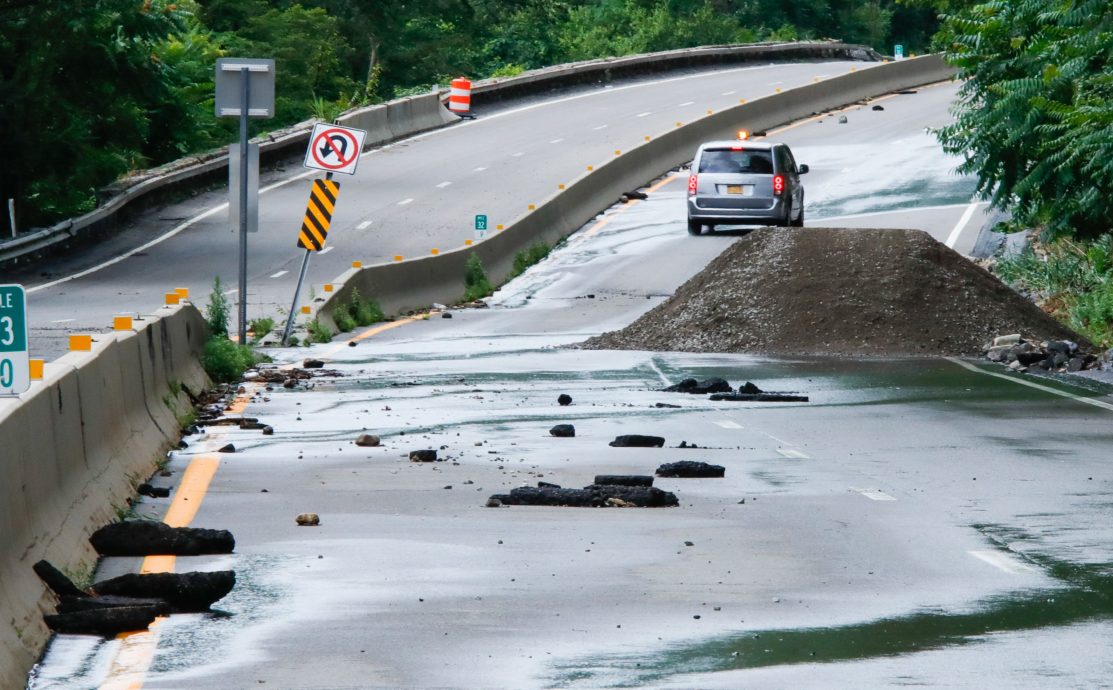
[945,200,981,248]
[947,357,1113,412]
[647,359,671,387]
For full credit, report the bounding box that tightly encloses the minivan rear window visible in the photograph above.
[698,149,774,174]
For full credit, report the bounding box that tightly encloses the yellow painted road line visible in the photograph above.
[100,391,252,690]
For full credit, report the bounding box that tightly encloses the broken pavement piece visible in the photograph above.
[296,513,320,526]
[45,605,162,637]
[709,392,809,402]
[302,358,325,369]
[557,394,573,406]
[33,560,88,599]
[549,424,575,437]
[656,461,726,478]
[490,484,678,508]
[609,434,665,448]
[90,571,235,613]
[409,449,438,462]
[593,475,654,487]
[662,378,732,394]
[90,521,235,557]
[137,483,170,498]
[356,433,381,447]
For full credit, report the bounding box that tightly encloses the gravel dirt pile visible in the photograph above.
[583,228,1083,356]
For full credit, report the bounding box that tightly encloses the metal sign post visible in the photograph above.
[215,58,274,344]
[0,284,30,397]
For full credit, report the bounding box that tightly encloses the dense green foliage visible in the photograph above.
[347,287,385,326]
[307,318,334,343]
[202,335,259,382]
[935,0,1113,240]
[510,242,552,278]
[205,276,230,337]
[1,0,937,232]
[463,253,494,301]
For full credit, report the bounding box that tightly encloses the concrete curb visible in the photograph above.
[0,41,877,269]
[0,305,209,689]
[316,55,956,327]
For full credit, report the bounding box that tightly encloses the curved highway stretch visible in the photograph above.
[17,59,891,359]
[30,73,1112,690]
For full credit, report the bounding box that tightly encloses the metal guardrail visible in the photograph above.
[0,41,879,269]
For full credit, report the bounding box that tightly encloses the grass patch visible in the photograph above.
[307,319,333,344]
[206,276,230,337]
[202,337,259,383]
[464,253,493,301]
[510,242,551,278]
[348,288,384,327]
[249,316,275,342]
[994,234,1113,346]
[333,306,357,333]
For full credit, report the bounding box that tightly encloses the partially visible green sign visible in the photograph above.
[0,284,29,396]
[894,44,904,60]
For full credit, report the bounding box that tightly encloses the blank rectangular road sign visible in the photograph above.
[0,284,29,396]
[215,58,275,118]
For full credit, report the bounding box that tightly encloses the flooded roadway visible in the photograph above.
[28,84,1113,689]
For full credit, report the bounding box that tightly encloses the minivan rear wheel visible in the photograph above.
[687,219,703,235]
[790,208,805,227]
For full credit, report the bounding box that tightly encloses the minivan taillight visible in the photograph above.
[773,174,785,196]
[688,174,698,196]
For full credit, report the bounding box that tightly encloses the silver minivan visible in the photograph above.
[686,140,808,234]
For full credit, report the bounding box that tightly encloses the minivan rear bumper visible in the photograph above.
[687,196,787,225]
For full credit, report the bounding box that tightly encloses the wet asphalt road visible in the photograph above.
[29,142,1113,687]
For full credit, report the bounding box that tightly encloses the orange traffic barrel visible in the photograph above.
[449,77,472,116]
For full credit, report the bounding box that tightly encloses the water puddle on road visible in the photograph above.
[546,542,1113,688]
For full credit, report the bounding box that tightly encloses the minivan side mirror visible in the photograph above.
[798,164,809,174]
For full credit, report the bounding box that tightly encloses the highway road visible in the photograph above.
[30,76,1113,688]
[14,58,908,360]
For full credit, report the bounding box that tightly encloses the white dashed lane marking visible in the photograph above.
[473,166,487,172]
[678,101,694,107]
[356,220,372,230]
[592,124,608,130]
[269,270,288,279]
[549,138,564,144]
[435,181,452,188]
[855,489,896,501]
[636,111,651,118]
[714,420,743,429]
[777,449,810,459]
[397,198,414,206]
[318,246,334,255]
[721,90,736,95]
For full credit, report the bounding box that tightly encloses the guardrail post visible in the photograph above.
[7,199,14,238]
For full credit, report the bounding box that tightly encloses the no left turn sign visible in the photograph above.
[304,123,367,175]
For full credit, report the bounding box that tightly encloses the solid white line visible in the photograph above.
[318,246,334,255]
[436,181,452,188]
[356,220,372,230]
[814,202,984,224]
[592,124,608,130]
[678,101,694,107]
[715,420,743,429]
[856,488,896,501]
[647,359,671,387]
[270,270,288,279]
[968,550,1037,575]
[397,198,414,206]
[636,111,651,118]
[946,358,1113,413]
[473,166,487,172]
[945,200,981,248]
[549,138,564,144]
[777,449,810,459]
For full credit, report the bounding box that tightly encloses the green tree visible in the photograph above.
[935,0,1113,239]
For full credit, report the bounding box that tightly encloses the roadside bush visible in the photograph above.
[464,253,493,301]
[348,288,384,327]
[333,306,357,332]
[249,316,275,342]
[1071,280,1113,347]
[206,276,230,337]
[202,337,257,383]
[307,319,333,344]
[510,242,551,278]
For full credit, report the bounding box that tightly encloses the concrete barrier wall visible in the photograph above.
[0,305,208,690]
[319,55,955,323]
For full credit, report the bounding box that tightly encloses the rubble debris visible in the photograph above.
[549,424,575,437]
[656,461,726,478]
[983,335,1097,373]
[557,394,573,406]
[57,595,170,615]
[654,402,681,408]
[871,105,885,111]
[442,312,453,319]
[710,392,809,402]
[594,475,654,487]
[662,377,732,394]
[409,449,438,462]
[33,560,88,599]
[356,433,381,447]
[296,513,320,526]
[91,571,235,613]
[582,228,1085,356]
[485,498,503,508]
[218,443,236,453]
[262,426,274,435]
[137,484,170,498]
[303,359,325,369]
[45,605,162,637]
[489,484,678,508]
[609,434,665,448]
[90,521,235,557]
[537,481,562,489]
[283,379,298,389]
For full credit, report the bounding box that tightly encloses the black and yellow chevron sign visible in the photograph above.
[297,178,341,251]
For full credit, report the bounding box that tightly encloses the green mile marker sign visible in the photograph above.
[0,284,29,396]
